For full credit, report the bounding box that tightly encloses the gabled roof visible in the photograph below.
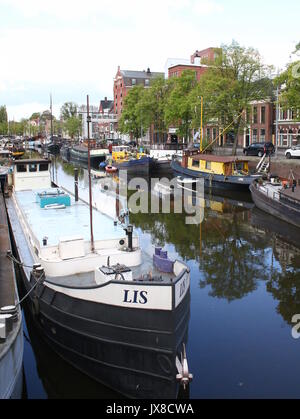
[120,69,164,86]
[99,99,114,112]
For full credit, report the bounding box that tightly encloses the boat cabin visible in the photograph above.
[11,159,51,191]
[182,153,249,176]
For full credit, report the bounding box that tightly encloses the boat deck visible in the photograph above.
[15,189,128,247]
[255,182,282,201]
[45,250,175,288]
[280,186,300,202]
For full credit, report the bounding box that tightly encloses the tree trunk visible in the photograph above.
[231,113,243,156]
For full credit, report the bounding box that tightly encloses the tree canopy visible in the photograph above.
[118,41,274,154]
[276,42,300,115]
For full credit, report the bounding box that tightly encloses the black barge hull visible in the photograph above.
[250,183,300,228]
[14,260,190,399]
[171,160,256,192]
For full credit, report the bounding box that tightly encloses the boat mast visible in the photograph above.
[50,93,53,139]
[87,95,95,253]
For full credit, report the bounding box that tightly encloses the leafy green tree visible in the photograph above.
[29,112,41,121]
[139,77,170,144]
[60,102,78,120]
[192,41,273,155]
[118,85,145,141]
[276,42,300,115]
[0,105,8,134]
[164,71,197,143]
[64,116,81,139]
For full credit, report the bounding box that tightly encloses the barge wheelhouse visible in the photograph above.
[171,150,260,192]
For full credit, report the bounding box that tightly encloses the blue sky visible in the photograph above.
[0,0,299,121]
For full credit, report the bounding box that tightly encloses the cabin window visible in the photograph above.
[39,163,49,172]
[235,162,245,171]
[192,160,199,168]
[16,164,27,173]
[205,161,212,170]
[29,164,37,172]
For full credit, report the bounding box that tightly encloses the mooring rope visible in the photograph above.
[16,272,45,307]
[6,251,45,307]
[6,251,36,269]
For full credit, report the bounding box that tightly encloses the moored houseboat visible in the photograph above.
[250,178,300,228]
[5,158,192,398]
[171,150,260,192]
[150,144,185,173]
[112,146,152,176]
[70,144,109,169]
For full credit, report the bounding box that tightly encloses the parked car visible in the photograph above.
[285,145,300,159]
[243,142,275,157]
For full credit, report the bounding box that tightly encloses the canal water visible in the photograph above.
[21,157,300,399]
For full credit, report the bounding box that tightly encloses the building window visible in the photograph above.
[145,79,149,86]
[260,129,265,142]
[261,107,266,124]
[252,129,258,142]
[206,128,211,140]
[132,79,136,86]
[213,128,217,140]
[288,129,293,146]
[253,107,258,124]
[279,129,285,147]
[192,160,199,168]
[205,161,212,170]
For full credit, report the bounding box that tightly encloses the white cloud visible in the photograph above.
[6,102,62,121]
[1,0,223,20]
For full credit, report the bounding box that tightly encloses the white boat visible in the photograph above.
[5,158,192,399]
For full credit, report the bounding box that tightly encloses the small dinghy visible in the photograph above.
[105,165,118,174]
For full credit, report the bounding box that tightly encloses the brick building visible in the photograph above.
[113,67,164,118]
[167,47,218,81]
[98,97,118,140]
[276,107,300,148]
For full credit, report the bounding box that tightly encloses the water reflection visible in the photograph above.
[20,156,300,399]
[251,208,300,326]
